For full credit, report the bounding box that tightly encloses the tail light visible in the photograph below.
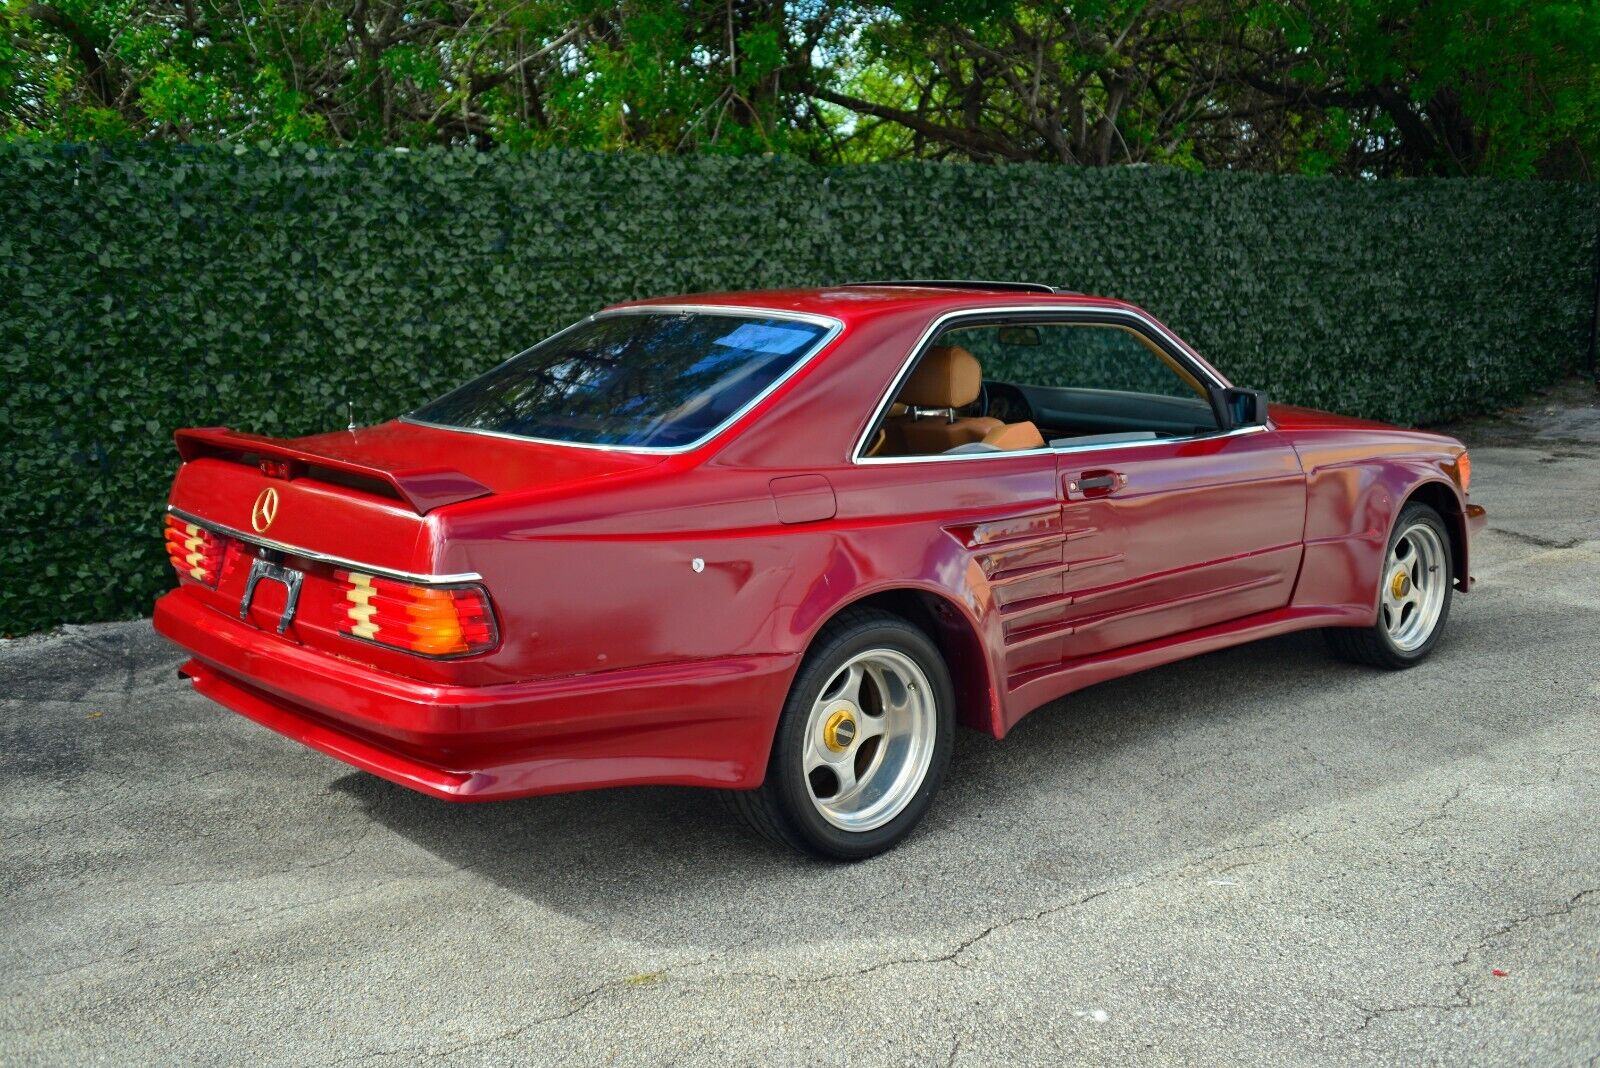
[163,515,228,587]
[333,570,498,657]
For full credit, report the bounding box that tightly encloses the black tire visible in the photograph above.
[1325,501,1454,669]
[722,607,955,861]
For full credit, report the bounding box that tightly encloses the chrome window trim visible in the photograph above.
[851,304,1237,466]
[854,423,1271,466]
[400,304,845,456]
[167,506,483,585]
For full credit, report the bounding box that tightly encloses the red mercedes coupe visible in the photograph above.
[155,282,1484,859]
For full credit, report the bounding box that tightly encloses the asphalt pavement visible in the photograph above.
[3,381,1597,1066]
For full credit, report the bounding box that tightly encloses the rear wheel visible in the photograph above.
[1326,502,1454,669]
[723,608,955,860]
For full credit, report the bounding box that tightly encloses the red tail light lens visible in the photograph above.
[333,570,498,658]
[163,515,228,587]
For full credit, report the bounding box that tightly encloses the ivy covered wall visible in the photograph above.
[2,143,1595,633]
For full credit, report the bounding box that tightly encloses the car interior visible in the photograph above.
[862,320,1223,459]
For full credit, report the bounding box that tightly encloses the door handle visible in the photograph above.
[1065,470,1126,499]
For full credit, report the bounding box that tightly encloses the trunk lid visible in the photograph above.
[165,418,659,575]
[165,419,665,680]
[170,420,663,575]
[177,420,662,508]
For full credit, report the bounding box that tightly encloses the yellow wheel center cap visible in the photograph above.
[1391,570,1411,598]
[823,708,858,753]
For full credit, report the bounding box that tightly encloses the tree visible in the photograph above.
[2,0,1595,178]
[0,0,838,152]
[802,0,1600,177]
[1229,0,1600,178]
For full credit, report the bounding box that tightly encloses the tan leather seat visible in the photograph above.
[881,345,1001,455]
[981,420,1045,451]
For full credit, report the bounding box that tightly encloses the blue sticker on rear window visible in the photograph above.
[712,322,816,355]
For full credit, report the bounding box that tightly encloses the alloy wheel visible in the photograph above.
[801,648,937,832]
[1381,521,1448,652]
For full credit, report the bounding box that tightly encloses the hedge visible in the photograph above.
[1,143,1596,635]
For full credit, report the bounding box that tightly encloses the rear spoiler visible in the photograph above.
[174,428,492,515]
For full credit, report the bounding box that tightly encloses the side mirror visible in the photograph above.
[1208,386,1269,430]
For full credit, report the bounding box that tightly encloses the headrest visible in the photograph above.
[897,345,982,408]
[982,421,1045,451]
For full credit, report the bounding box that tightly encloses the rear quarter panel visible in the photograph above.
[423,464,804,785]
[431,456,1011,747]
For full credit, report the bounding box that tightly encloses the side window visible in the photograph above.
[860,317,1220,461]
[939,320,1219,446]
[950,322,1207,401]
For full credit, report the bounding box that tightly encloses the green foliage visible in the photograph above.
[826,0,1600,177]
[1,142,1595,635]
[1240,0,1600,178]
[5,1,1595,177]
[0,0,818,155]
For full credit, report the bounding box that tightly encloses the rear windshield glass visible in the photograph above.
[409,311,831,449]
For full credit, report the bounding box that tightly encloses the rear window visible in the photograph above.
[408,311,831,449]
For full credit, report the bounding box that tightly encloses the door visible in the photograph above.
[1056,430,1305,660]
[942,313,1308,663]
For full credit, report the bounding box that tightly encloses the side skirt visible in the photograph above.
[998,604,1369,736]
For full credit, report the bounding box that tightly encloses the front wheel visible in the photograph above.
[1326,502,1454,669]
[723,608,955,861]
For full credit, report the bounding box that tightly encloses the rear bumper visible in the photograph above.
[154,589,794,800]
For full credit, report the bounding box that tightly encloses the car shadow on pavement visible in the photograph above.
[331,612,1526,951]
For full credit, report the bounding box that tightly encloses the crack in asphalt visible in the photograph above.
[154,819,379,891]
[1396,785,1465,837]
[1550,748,1581,783]
[715,820,1360,987]
[719,881,1133,987]
[327,953,730,1065]
[1353,887,1599,1033]
[326,985,611,1065]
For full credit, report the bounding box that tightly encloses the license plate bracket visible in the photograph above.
[240,552,304,635]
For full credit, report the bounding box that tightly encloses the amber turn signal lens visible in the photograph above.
[333,570,498,658]
[1454,452,1471,493]
[163,515,227,587]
